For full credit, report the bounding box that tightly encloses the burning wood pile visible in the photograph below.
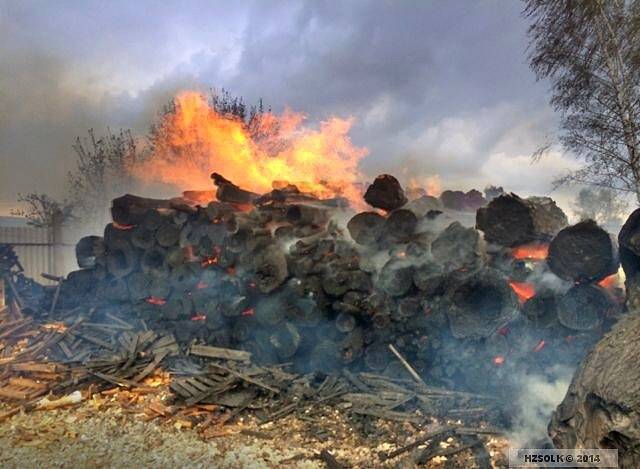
[47,173,623,401]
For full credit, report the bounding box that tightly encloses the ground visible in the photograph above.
[0,396,509,468]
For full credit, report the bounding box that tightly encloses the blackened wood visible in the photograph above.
[445,269,517,339]
[252,245,288,293]
[548,220,618,282]
[285,204,330,226]
[155,222,181,248]
[476,193,567,247]
[270,322,301,359]
[377,260,413,297]
[347,211,385,245]
[75,236,104,269]
[557,284,611,331]
[111,194,173,226]
[363,174,407,211]
[431,221,483,272]
[211,172,259,205]
[105,238,138,278]
[619,208,640,309]
[380,209,418,243]
[130,226,156,250]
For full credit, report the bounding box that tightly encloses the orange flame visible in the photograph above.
[597,273,618,289]
[509,281,535,303]
[132,91,368,206]
[511,243,549,261]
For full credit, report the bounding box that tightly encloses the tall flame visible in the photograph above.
[132,91,368,204]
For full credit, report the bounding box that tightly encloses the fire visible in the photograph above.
[241,308,255,317]
[113,222,134,230]
[145,296,167,306]
[597,273,618,289]
[511,243,549,261]
[132,91,368,206]
[406,175,442,198]
[509,281,535,303]
[532,339,546,353]
[195,281,209,290]
[190,314,206,322]
[493,355,505,366]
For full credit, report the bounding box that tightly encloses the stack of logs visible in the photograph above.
[58,173,623,396]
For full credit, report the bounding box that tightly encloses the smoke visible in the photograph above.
[508,366,573,448]
[2,0,584,220]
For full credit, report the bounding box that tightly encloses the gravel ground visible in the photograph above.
[0,404,322,468]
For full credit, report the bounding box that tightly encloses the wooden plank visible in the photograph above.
[189,344,251,362]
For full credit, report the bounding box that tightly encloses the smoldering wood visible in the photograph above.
[445,269,517,339]
[75,236,105,269]
[377,260,413,297]
[346,211,385,245]
[111,194,173,226]
[155,222,181,248]
[548,220,618,283]
[211,172,259,205]
[380,209,418,243]
[521,290,560,327]
[412,261,445,296]
[285,204,331,226]
[140,247,170,279]
[270,322,301,359]
[476,193,568,247]
[556,284,612,331]
[130,226,156,250]
[363,174,408,211]
[252,245,288,293]
[431,221,483,272]
[440,189,486,212]
[105,238,138,278]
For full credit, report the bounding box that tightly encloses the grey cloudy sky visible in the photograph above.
[0,0,581,213]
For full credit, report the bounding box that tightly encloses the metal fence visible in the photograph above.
[0,225,74,284]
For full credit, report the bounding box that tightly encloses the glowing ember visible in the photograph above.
[509,281,535,303]
[532,339,546,353]
[511,243,549,261]
[195,281,209,290]
[201,255,219,267]
[132,91,368,206]
[113,222,134,230]
[190,314,206,321]
[241,308,255,317]
[145,296,167,306]
[597,273,618,289]
[493,355,505,366]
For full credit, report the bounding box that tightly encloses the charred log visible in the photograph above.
[548,220,618,283]
[557,284,612,331]
[363,174,408,211]
[347,211,385,245]
[476,193,568,247]
[211,172,259,205]
[445,269,517,339]
[75,235,104,269]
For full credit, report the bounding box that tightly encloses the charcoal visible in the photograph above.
[363,174,408,211]
[476,193,568,247]
[347,211,385,245]
[548,220,618,282]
